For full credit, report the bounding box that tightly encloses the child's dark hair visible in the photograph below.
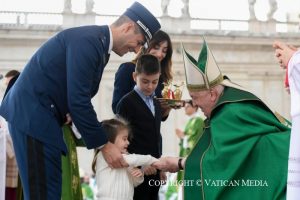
[5,70,20,78]
[133,30,173,82]
[92,117,131,173]
[102,117,130,143]
[135,54,161,75]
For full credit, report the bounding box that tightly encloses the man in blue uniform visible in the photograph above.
[0,2,160,200]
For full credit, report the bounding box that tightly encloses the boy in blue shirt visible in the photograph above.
[117,54,170,200]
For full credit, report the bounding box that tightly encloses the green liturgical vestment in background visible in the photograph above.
[61,125,84,200]
[177,116,204,182]
[16,125,85,200]
[184,87,290,200]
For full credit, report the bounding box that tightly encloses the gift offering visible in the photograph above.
[157,82,185,107]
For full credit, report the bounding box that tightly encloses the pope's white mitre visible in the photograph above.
[182,39,223,91]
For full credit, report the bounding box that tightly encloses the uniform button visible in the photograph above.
[50,104,54,108]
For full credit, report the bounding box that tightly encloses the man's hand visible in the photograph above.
[101,142,128,168]
[157,98,183,118]
[152,157,183,173]
[273,41,297,69]
[64,113,72,125]
[158,99,172,118]
[175,128,185,139]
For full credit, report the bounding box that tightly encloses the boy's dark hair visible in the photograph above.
[92,117,131,173]
[135,54,161,75]
[133,30,173,82]
[5,70,20,78]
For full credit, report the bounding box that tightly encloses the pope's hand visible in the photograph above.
[142,166,157,175]
[152,157,182,173]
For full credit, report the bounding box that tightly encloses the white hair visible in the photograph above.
[210,84,225,103]
[213,84,224,96]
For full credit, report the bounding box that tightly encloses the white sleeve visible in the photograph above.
[71,123,82,139]
[288,50,300,117]
[132,175,144,187]
[127,167,144,187]
[123,154,158,167]
[0,117,14,158]
[6,134,15,159]
[291,51,300,93]
[183,135,189,149]
[0,118,6,200]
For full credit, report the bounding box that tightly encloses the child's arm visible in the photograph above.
[142,165,157,176]
[123,154,158,167]
[128,167,144,187]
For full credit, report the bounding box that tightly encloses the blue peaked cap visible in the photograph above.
[123,2,161,47]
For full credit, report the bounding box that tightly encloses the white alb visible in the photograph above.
[286,50,300,200]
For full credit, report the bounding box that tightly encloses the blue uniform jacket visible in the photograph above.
[0,25,110,153]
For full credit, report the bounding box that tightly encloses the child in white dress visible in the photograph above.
[92,118,159,200]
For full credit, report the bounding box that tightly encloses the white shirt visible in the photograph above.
[134,85,155,116]
[107,25,113,54]
[95,152,157,200]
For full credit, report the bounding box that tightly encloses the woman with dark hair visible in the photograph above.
[112,30,173,113]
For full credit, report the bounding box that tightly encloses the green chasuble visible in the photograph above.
[177,116,204,182]
[61,125,85,200]
[184,87,290,200]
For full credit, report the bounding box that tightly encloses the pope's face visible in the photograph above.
[189,90,215,118]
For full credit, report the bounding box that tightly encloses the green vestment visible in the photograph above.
[177,116,204,182]
[184,87,290,200]
[81,182,94,200]
[61,125,84,200]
